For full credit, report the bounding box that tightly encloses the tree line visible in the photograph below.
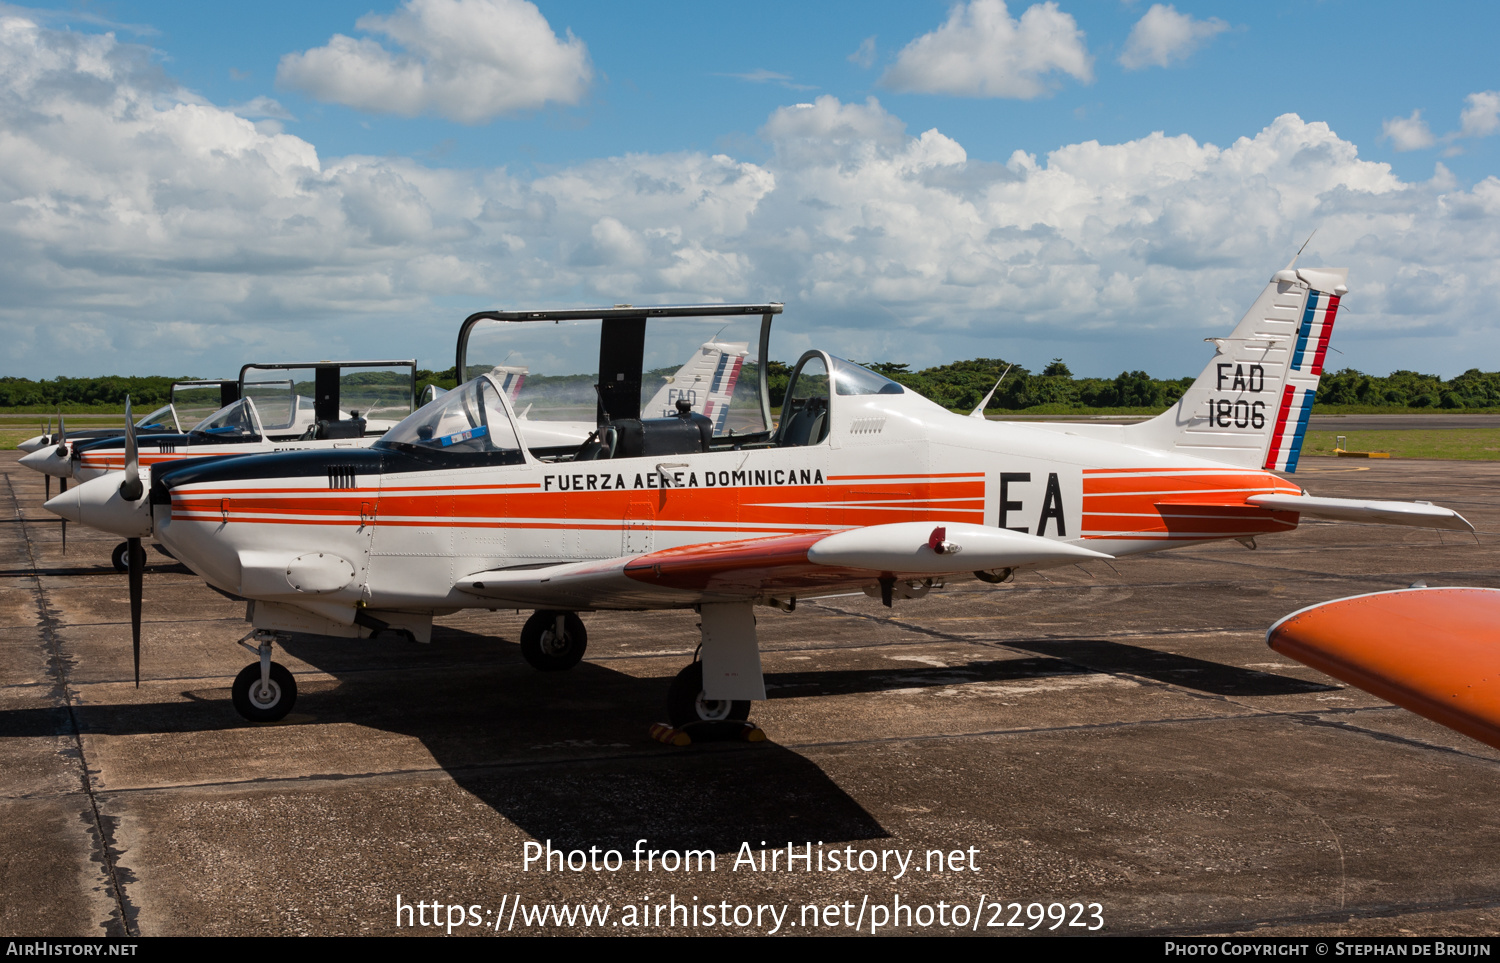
[4,362,1499,412]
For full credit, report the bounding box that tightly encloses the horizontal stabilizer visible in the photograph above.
[1269,588,1500,750]
[1246,494,1473,531]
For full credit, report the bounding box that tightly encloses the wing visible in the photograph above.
[456,521,1113,610]
[1269,587,1500,750]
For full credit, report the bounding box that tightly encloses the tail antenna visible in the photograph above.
[1284,229,1318,270]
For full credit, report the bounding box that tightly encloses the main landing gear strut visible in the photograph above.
[516,604,765,738]
[665,601,765,737]
[231,630,297,722]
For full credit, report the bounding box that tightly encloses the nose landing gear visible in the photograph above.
[231,630,297,722]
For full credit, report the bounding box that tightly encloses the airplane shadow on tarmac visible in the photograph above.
[0,615,1332,855]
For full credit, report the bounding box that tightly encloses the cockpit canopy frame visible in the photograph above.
[456,304,783,435]
[236,359,418,435]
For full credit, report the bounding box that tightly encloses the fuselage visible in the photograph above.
[150,386,1301,620]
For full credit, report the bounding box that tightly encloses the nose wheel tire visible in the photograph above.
[667,662,751,729]
[111,541,131,573]
[520,610,588,671]
[231,662,297,722]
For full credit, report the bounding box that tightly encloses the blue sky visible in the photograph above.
[126,1,1500,182]
[3,0,1499,379]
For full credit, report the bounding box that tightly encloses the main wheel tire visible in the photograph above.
[666,662,751,729]
[231,661,297,722]
[520,610,587,671]
[111,541,131,573]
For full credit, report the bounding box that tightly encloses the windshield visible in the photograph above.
[134,403,179,431]
[172,383,229,429]
[379,377,523,455]
[189,398,264,441]
[242,379,298,431]
[832,358,905,396]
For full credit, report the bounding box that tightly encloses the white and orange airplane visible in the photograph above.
[47,266,1473,728]
[15,379,240,455]
[19,361,419,486]
[22,361,418,571]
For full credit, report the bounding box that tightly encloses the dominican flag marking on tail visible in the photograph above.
[706,353,744,434]
[1290,291,1340,376]
[1264,289,1339,472]
[1264,384,1317,472]
[710,353,744,397]
[489,366,528,403]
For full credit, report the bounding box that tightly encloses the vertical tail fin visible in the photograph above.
[1128,265,1347,472]
[643,341,750,432]
[488,366,529,403]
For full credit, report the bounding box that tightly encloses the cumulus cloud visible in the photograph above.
[1386,92,1500,156]
[848,36,876,69]
[880,0,1091,99]
[1383,109,1435,151]
[4,15,1500,379]
[231,95,294,120]
[717,68,816,91]
[1119,4,1228,70]
[1459,90,1500,138]
[276,0,591,123]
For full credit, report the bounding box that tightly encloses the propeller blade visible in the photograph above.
[57,410,69,553]
[44,474,50,501]
[119,397,143,502]
[127,537,143,687]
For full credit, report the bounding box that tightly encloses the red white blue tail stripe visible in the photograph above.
[1289,292,1340,376]
[1264,289,1339,472]
[497,370,526,402]
[1263,384,1316,472]
[701,354,744,434]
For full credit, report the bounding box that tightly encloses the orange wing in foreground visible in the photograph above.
[1268,588,1500,750]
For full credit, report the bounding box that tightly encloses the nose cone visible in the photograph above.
[18,447,73,478]
[17,435,49,454]
[44,471,153,538]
